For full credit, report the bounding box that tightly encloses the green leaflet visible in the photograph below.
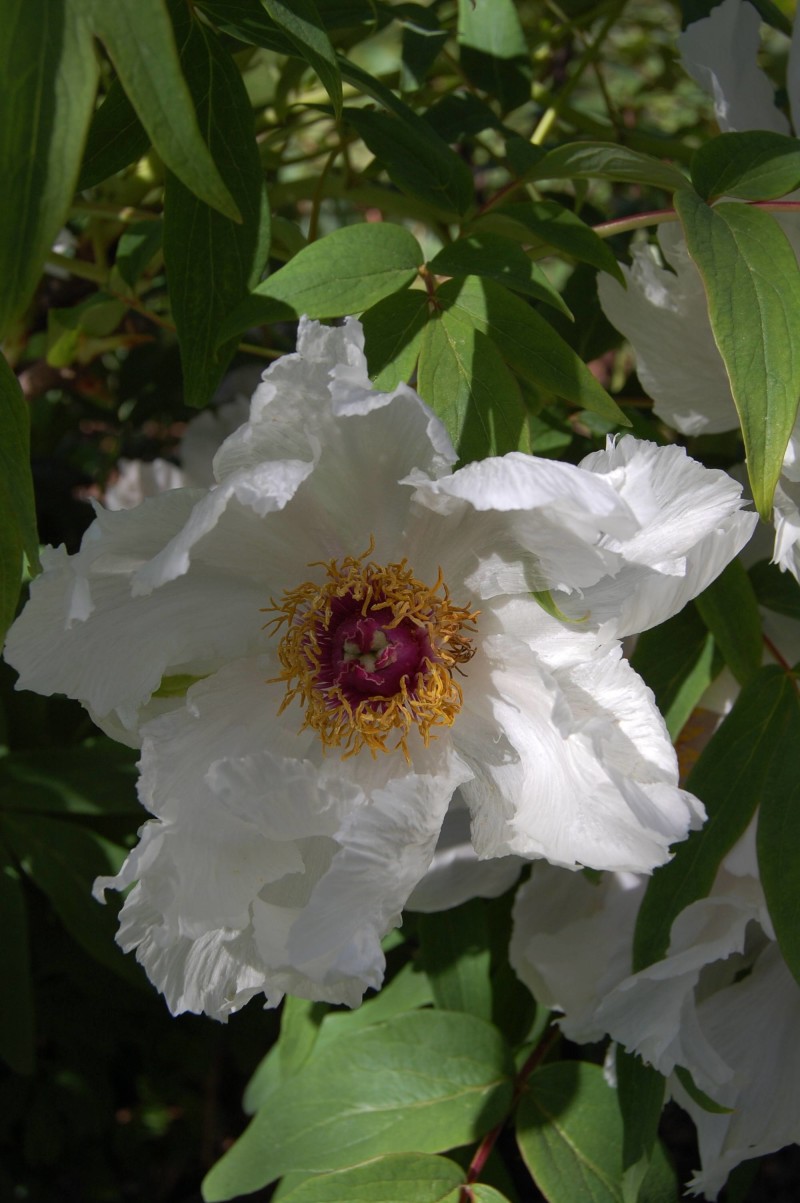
[84,0,240,220]
[694,559,762,687]
[691,131,800,202]
[517,1062,676,1203]
[526,142,690,194]
[0,0,97,337]
[217,223,424,341]
[202,1010,514,1200]
[361,290,430,390]
[0,353,39,646]
[275,1153,466,1203]
[428,234,572,317]
[261,0,342,116]
[164,7,271,407]
[675,191,800,518]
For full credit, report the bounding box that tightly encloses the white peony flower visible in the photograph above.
[510,826,800,1198]
[599,0,800,579]
[4,317,756,1018]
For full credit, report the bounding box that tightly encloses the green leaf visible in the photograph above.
[473,200,624,283]
[518,1062,675,1203]
[84,0,240,221]
[202,1010,514,1201]
[0,844,35,1074]
[674,191,800,518]
[0,742,139,816]
[756,685,800,987]
[673,1066,734,1115]
[615,1050,666,1203]
[418,310,531,461]
[691,131,800,202]
[428,234,572,316]
[115,220,164,289]
[262,0,342,117]
[749,557,800,620]
[344,107,474,220]
[0,0,98,336]
[361,289,429,389]
[0,813,143,986]
[218,223,423,340]
[77,76,150,190]
[630,603,718,740]
[436,276,630,427]
[0,353,39,646]
[276,1153,466,1203]
[164,7,271,407]
[457,0,529,113]
[633,666,799,971]
[417,899,492,1020]
[526,143,690,194]
[694,559,763,686]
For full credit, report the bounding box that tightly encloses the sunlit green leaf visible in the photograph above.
[428,234,572,316]
[436,276,629,426]
[417,898,492,1019]
[218,223,423,340]
[202,1010,514,1200]
[691,131,800,202]
[262,0,342,116]
[616,1050,666,1203]
[277,1153,466,1203]
[474,200,624,282]
[527,142,690,193]
[675,191,800,518]
[361,289,429,389]
[84,0,240,220]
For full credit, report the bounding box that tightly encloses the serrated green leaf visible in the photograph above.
[0,0,98,336]
[518,1062,675,1203]
[674,192,800,518]
[673,1066,734,1114]
[633,666,799,971]
[202,1010,514,1201]
[0,845,35,1074]
[418,310,531,460]
[0,813,143,986]
[361,289,429,389]
[691,131,800,202]
[277,1153,466,1203]
[694,559,763,686]
[436,276,629,427]
[428,234,572,316]
[616,1050,666,1203]
[77,75,150,190]
[84,0,240,221]
[749,557,800,620]
[756,686,800,987]
[218,223,423,340]
[417,899,492,1019]
[0,353,39,646]
[262,0,342,116]
[344,107,474,219]
[629,603,718,740]
[526,143,690,194]
[164,8,270,407]
[473,200,624,283]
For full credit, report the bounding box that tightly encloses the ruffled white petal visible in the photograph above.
[678,0,789,134]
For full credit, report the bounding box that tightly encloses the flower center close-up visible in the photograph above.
[268,543,478,757]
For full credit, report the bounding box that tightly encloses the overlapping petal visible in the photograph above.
[5,317,756,1017]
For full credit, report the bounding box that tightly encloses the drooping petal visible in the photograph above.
[677,0,789,134]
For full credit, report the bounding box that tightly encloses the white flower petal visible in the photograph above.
[678,0,789,134]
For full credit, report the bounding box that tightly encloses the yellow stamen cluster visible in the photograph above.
[267,545,478,759]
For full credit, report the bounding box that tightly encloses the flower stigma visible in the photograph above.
[267,541,478,758]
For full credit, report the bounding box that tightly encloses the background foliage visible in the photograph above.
[2,0,800,1200]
